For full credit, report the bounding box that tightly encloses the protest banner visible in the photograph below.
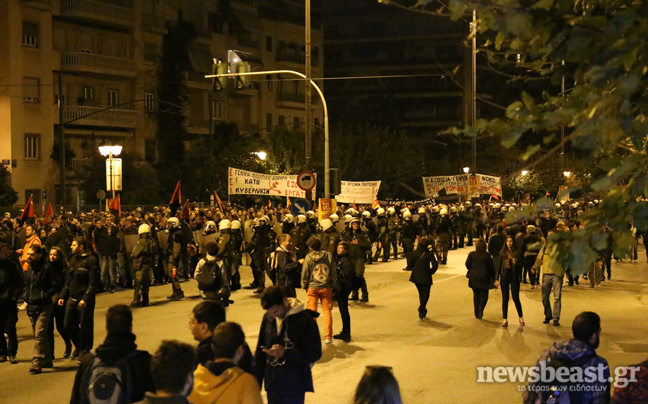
[422,174,501,197]
[228,167,307,197]
[335,180,381,204]
[318,198,337,221]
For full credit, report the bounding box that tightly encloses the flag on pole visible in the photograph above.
[490,194,500,201]
[286,195,291,207]
[169,181,181,214]
[268,199,272,208]
[371,198,380,210]
[43,203,53,225]
[109,194,121,218]
[213,190,225,212]
[20,195,35,222]
[353,200,357,211]
[181,199,190,220]
[546,190,551,196]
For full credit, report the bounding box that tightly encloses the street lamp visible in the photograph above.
[463,166,470,174]
[521,170,528,176]
[99,144,122,200]
[563,171,572,177]
[253,151,267,160]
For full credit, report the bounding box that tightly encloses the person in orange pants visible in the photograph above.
[301,235,336,344]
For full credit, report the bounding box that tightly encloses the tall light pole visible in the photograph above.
[206,69,331,197]
[471,9,477,175]
[304,0,312,170]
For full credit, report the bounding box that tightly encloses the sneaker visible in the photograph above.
[324,338,332,344]
[553,320,560,326]
[29,364,42,374]
[9,356,17,364]
[42,361,54,369]
[543,318,551,324]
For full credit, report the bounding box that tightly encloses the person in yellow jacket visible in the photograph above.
[533,230,566,326]
[190,322,263,404]
[17,224,41,271]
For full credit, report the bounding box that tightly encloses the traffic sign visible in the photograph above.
[296,171,316,192]
[290,198,312,217]
[96,190,106,200]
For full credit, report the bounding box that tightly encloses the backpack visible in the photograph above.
[195,260,222,290]
[524,354,595,404]
[81,351,136,404]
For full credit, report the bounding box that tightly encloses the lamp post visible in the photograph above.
[253,151,267,160]
[463,166,470,174]
[206,69,331,197]
[99,144,122,200]
[521,170,528,176]
[563,171,571,178]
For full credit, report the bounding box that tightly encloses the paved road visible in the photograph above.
[2,246,648,403]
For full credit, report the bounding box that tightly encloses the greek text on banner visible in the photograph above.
[228,167,307,197]
[335,181,381,204]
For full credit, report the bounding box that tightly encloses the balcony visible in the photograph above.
[61,52,135,77]
[142,14,167,34]
[60,0,134,27]
[63,105,138,128]
[21,0,51,10]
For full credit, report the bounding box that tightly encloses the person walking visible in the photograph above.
[407,238,438,320]
[495,236,524,327]
[47,247,72,359]
[533,231,565,326]
[23,244,57,373]
[334,242,355,342]
[302,237,336,344]
[465,239,495,320]
[0,242,23,364]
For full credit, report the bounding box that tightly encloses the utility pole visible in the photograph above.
[58,71,66,206]
[471,9,477,175]
[304,0,312,170]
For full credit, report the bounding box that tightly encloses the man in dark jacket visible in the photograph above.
[92,216,119,293]
[23,244,57,373]
[254,286,322,404]
[343,218,371,302]
[0,242,23,364]
[334,242,355,342]
[71,304,153,404]
[407,238,438,319]
[59,236,99,360]
[273,234,300,298]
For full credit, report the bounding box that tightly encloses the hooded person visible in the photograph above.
[189,322,263,404]
[195,242,231,306]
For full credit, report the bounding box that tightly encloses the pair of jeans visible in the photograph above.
[27,303,53,365]
[588,261,602,287]
[0,301,19,357]
[47,300,70,357]
[99,255,117,290]
[64,298,95,353]
[471,288,489,319]
[307,288,333,339]
[541,273,563,322]
[500,278,523,319]
[415,284,431,317]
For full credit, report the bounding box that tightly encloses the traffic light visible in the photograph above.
[236,61,250,90]
[212,62,227,92]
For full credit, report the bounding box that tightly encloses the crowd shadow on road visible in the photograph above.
[318,343,366,365]
[495,328,533,364]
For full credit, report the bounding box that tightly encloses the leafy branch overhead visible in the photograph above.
[394,0,648,272]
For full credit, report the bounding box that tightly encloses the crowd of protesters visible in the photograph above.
[1,196,648,403]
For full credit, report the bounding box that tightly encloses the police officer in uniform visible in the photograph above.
[386,207,400,261]
[400,210,418,261]
[437,208,452,265]
[130,224,157,307]
[165,217,185,301]
[320,218,340,260]
[374,208,388,262]
[362,210,377,264]
[289,215,311,261]
[247,216,276,293]
[216,219,233,287]
[229,220,244,290]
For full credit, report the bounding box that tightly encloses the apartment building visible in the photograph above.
[322,0,476,137]
[0,0,323,206]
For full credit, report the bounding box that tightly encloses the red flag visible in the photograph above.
[268,199,272,208]
[20,195,35,222]
[169,181,181,204]
[353,200,357,211]
[181,199,190,219]
[490,194,500,201]
[371,198,380,210]
[109,194,121,218]
[287,195,291,207]
[213,190,225,212]
[43,203,54,225]
[546,190,551,196]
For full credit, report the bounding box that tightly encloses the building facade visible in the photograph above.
[0,0,323,207]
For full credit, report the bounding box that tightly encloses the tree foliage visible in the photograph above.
[426,0,648,273]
